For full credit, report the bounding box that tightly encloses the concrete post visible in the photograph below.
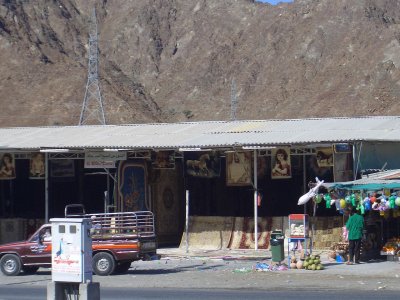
[47,282,100,300]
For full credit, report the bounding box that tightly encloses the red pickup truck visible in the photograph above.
[0,207,157,276]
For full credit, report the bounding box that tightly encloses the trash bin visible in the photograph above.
[270,230,285,263]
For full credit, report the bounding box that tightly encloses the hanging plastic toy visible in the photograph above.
[350,194,356,207]
[325,194,331,208]
[389,195,396,209]
[334,199,341,211]
[363,197,371,211]
[359,202,365,215]
[315,194,322,204]
[345,195,351,203]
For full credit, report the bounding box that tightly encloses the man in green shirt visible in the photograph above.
[345,207,364,264]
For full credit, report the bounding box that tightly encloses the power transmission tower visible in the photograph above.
[230,78,237,121]
[79,8,106,125]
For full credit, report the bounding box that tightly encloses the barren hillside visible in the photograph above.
[0,0,399,126]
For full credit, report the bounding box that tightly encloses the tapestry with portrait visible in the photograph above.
[226,151,252,186]
[118,160,147,212]
[30,152,45,179]
[271,148,291,179]
[0,153,16,180]
[152,151,175,169]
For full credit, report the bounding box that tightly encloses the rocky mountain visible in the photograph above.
[0,0,400,127]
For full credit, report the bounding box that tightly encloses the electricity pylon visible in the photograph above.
[79,8,106,125]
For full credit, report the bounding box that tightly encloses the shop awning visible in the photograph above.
[323,169,400,191]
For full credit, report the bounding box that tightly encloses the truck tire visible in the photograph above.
[0,254,22,276]
[22,266,39,275]
[92,252,115,276]
[114,261,131,274]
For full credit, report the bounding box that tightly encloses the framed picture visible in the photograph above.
[50,160,75,178]
[0,153,16,180]
[226,151,252,186]
[152,151,175,169]
[271,148,291,179]
[185,151,221,178]
[316,147,334,168]
[30,153,45,179]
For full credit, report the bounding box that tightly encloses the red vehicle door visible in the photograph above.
[20,226,52,266]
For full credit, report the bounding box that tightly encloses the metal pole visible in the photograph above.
[185,190,189,253]
[253,150,258,251]
[45,153,49,223]
[105,168,110,213]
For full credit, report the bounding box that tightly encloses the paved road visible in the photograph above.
[0,248,399,299]
[0,286,399,300]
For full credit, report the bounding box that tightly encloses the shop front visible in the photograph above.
[1,117,400,249]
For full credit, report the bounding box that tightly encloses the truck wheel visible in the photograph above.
[22,266,39,275]
[92,252,115,276]
[0,254,22,276]
[114,261,131,274]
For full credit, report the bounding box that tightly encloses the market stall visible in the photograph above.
[300,172,400,262]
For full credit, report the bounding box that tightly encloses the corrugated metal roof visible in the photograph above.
[0,116,399,151]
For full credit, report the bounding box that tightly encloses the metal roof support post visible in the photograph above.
[105,169,110,213]
[185,190,190,254]
[353,142,363,180]
[45,152,49,223]
[253,150,258,251]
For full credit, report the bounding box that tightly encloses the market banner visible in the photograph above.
[271,148,291,179]
[84,151,127,168]
[29,152,45,179]
[0,153,16,180]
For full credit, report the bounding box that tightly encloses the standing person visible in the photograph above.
[345,207,364,264]
[272,148,291,177]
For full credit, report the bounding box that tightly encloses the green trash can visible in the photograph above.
[270,230,285,263]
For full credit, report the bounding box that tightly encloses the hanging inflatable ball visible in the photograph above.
[340,199,346,209]
[345,195,351,203]
[370,195,377,203]
[395,197,400,207]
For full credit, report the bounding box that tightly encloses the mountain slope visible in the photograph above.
[0,0,399,126]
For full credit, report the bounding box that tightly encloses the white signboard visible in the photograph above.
[84,151,127,168]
